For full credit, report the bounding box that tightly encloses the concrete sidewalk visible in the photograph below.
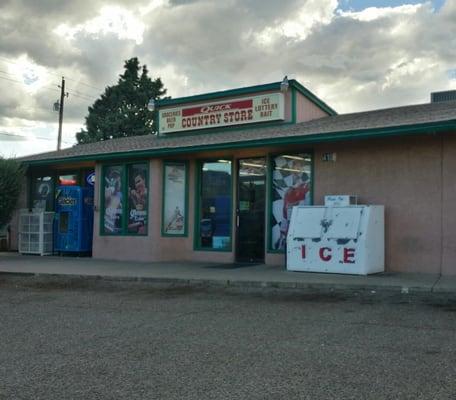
[1,252,455,296]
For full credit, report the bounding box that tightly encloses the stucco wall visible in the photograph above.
[17,130,456,274]
[442,134,456,275]
[296,91,330,122]
[313,135,448,274]
[90,133,456,274]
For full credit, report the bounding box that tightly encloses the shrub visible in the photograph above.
[0,158,24,228]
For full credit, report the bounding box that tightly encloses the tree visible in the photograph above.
[0,158,24,228]
[76,57,167,144]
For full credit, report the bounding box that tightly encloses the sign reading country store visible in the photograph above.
[159,93,285,134]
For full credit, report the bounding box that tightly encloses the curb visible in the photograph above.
[2,271,455,301]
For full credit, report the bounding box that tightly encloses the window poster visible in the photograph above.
[271,154,312,251]
[104,166,123,234]
[163,163,186,235]
[128,164,148,234]
[33,176,54,211]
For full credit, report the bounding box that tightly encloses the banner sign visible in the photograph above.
[159,93,284,134]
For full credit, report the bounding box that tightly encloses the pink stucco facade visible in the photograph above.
[13,81,456,275]
[87,133,456,275]
[296,92,330,122]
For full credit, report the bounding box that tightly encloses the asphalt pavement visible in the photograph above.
[1,278,456,399]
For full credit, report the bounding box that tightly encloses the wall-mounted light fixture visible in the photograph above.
[280,75,289,92]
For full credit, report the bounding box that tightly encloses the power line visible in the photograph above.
[0,131,73,145]
[0,54,103,93]
[0,75,97,102]
[64,76,103,92]
[66,87,97,99]
[0,75,61,94]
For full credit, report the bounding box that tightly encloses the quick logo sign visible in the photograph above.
[159,93,284,134]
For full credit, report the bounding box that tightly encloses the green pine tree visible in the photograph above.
[76,57,167,144]
[0,158,24,228]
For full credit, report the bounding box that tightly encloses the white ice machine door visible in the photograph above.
[325,207,362,240]
[290,207,326,238]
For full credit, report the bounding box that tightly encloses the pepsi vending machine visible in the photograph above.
[54,186,94,254]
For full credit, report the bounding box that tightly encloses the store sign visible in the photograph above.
[159,93,284,134]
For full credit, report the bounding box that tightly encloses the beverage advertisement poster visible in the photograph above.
[128,164,148,234]
[271,154,312,251]
[104,166,123,234]
[163,163,186,235]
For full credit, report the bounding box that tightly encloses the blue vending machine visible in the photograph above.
[55,186,94,254]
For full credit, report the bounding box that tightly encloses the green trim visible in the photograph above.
[267,151,314,254]
[291,87,297,124]
[100,161,149,237]
[161,160,189,237]
[156,80,337,116]
[235,157,268,262]
[26,171,33,210]
[23,119,456,167]
[158,82,284,107]
[155,108,160,135]
[193,158,233,252]
[290,80,337,116]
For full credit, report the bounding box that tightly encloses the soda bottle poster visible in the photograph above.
[104,166,123,234]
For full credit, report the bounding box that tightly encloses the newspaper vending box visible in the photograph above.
[287,205,384,275]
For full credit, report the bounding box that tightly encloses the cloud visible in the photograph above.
[0,0,456,156]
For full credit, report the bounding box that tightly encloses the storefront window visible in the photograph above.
[127,164,148,234]
[32,176,54,211]
[271,153,312,251]
[162,162,187,236]
[103,165,124,234]
[102,163,149,235]
[197,160,232,250]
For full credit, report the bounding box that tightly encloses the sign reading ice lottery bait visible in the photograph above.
[159,93,284,134]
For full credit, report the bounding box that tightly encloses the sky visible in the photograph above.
[0,0,455,157]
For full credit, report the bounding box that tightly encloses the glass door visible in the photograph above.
[236,158,266,262]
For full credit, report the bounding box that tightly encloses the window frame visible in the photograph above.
[161,160,189,237]
[100,161,149,237]
[193,158,234,252]
[267,151,314,254]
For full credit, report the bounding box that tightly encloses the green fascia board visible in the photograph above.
[290,80,337,116]
[23,119,456,167]
[156,79,337,116]
[157,82,283,107]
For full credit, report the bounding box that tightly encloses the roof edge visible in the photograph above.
[156,79,337,116]
[22,119,456,167]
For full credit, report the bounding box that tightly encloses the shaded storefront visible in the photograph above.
[13,80,456,275]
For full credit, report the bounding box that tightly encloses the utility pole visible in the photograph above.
[57,76,66,151]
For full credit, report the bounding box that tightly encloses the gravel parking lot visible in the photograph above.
[1,278,456,400]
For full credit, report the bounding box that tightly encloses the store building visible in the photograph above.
[13,80,456,275]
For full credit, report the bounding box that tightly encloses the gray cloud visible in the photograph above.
[1,0,456,156]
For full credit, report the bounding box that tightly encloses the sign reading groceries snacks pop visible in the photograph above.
[159,93,285,134]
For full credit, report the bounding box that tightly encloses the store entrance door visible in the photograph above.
[236,158,266,263]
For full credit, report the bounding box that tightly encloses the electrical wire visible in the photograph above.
[0,55,103,93]
[0,75,62,95]
[0,75,99,103]
[0,131,74,145]
[66,87,97,100]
